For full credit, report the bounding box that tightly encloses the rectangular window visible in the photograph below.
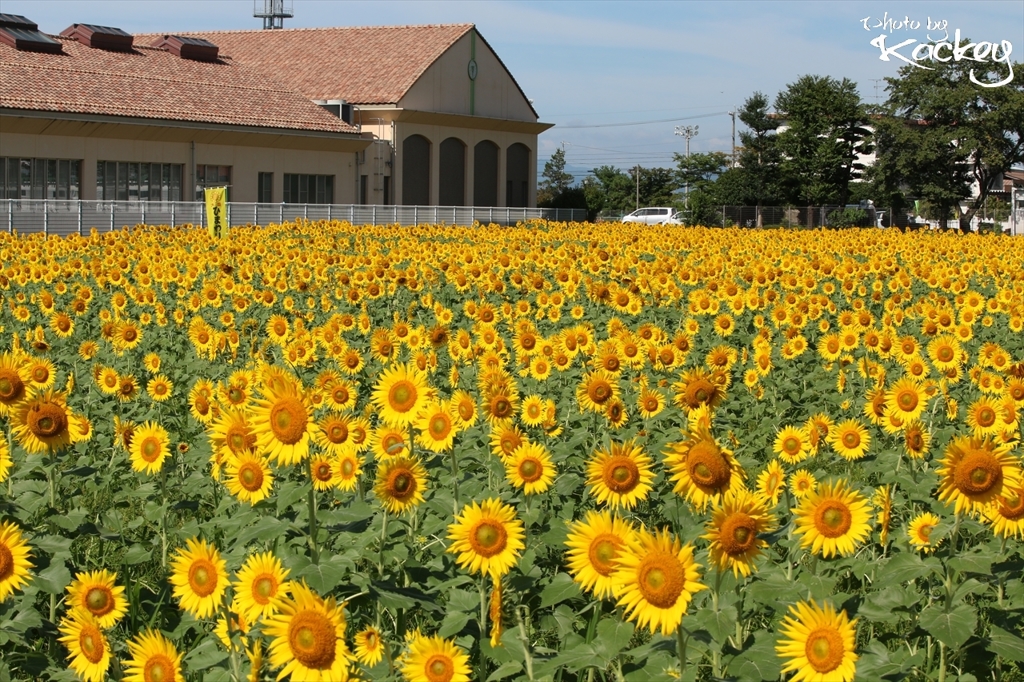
[258,172,273,203]
[195,164,231,201]
[383,176,391,205]
[283,174,334,204]
[96,161,182,201]
[0,157,82,200]
[360,175,368,205]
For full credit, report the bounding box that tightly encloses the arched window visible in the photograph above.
[402,134,430,205]
[506,143,530,207]
[473,140,499,207]
[439,137,466,206]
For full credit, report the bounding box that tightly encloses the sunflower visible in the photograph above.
[372,425,409,460]
[483,390,519,427]
[169,537,228,619]
[519,395,546,427]
[264,581,351,681]
[400,632,471,682]
[965,397,1004,437]
[983,483,1024,540]
[374,456,427,514]
[308,456,336,491]
[576,370,619,414]
[789,470,818,499]
[636,387,666,419]
[873,485,893,545]
[450,390,478,429]
[792,480,873,559]
[353,625,385,667]
[372,363,432,428]
[703,489,776,578]
[447,498,525,579]
[313,412,354,456]
[672,367,726,412]
[898,420,931,460]
[504,442,555,495]
[489,424,527,461]
[96,367,120,395]
[129,421,171,475]
[756,459,786,506]
[907,512,942,553]
[147,374,174,402]
[415,400,457,453]
[117,374,140,403]
[224,451,274,505]
[0,520,33,601]
[0,437,11,483]
[927,335,962,372]
[776,599,858,682]
[58,609,111,682]
[66,569,128,629]
[885,378,927,423]
[664,423,745,512]
[124,629,184,682]
[774,425,811,464]
[233,551,291,623]
[12,389,75,454]
[564,510,637,600]
[828,419,871,461]
[936,436,1022,516]
[332,453,363,492]
[612,527,705,636]
[324,379,357,412]
[585,440,655,510]
[251,379,312,466]
[25,357,56,389]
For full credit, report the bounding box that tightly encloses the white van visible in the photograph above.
[621,207,673,225]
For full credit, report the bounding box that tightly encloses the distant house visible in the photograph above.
[0,16,552,206]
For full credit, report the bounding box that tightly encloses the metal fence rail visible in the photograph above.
[0,200,588,236]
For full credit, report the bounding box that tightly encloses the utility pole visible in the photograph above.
[674,125,698,208]
[635,165,640,210]
[729,111,736,168]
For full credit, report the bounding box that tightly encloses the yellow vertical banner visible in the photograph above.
[204,187,227,238]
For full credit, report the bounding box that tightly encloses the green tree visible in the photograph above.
[537,148,575,206]
[737,91,782,226]
[775,75,871,208]
[871,51,1024,232]
[673,152,731,225]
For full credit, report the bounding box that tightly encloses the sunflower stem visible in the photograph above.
[478,575,489,677]
[675,624,688,677]
[938,641,947,682]
[159,466,169,568]
[516,606,535,681]
[305,458,320,563]
[450,447,460,515]
[221,596,243,682]
[378,510,388,577]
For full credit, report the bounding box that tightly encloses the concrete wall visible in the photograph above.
[401,31,536,122]
[0,131,361,203]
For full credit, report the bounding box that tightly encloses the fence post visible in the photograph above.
[413,206,418,225]
[110,203,115,232]
[43,200,48,236]
[280,203,284,224]
[373,205,376,225]
[328,204,332,222]
[78,200,83,235]
[8,199,11,233]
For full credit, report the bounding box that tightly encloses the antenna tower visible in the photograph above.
[254,0,293,29]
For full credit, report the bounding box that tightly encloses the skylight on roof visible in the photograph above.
[0,18,63,54]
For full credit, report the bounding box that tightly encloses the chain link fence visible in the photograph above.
[0,200,589,236]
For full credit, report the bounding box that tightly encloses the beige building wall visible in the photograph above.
[1,129,364,203]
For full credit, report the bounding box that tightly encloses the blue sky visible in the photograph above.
[8,0,1022,180]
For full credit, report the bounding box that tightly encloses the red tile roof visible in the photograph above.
[148,24,475,106]
[0,35,360,134]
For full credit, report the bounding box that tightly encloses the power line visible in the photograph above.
[545,103,732,118]
[557,111,730,129]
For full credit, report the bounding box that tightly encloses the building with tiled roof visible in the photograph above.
[1,15,552,207]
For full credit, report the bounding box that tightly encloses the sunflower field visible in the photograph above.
[0,220,1023,682]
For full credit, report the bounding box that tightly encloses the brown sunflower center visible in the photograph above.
[588,379,612,405]
[782,436,801,456]
[719,512,758,555]
[28,401,68,438]
[288,610,336,670]
[815,502,853,538]
[0,544,13,581]
[470,520,508,558]
[388,380,418,414]
[518,458,542,482]
[458,401,475,421]
[897,389,918,411]
[588,534,622,576]
[425,654,455,682]
[253,574,277,603]
[685,378,715,407]
[78,622,105,664]
[238,461,264,491]
[955,450,1002,495]
[382,433,406,456]
[491,396,514,419]
[143,653,174,682]
[841,430,860,449]
[340,458,356,477]
[388,470,416,499]
[918,523,934,540]
[687,440,730,489]
[331,386,349,405]
[269,396,307,445]
[31,366,50,383]
[314,461,333,481]
[603,456,640,494]
[976,407,996,428]
[997,492,1024,520]
[805,627,845,673]
[937,346,954,362]
[85,585,113,615]
[140,437,162,463]
[429,414,452,438]
[907,430,923,451]
[636,551,685,609]
[188,559,218,597]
